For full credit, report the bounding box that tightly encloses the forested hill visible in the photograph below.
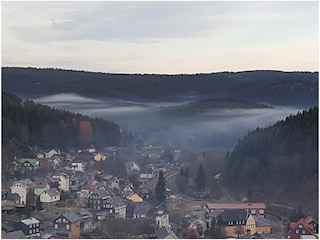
[2,67,318,107]
[225,106,318,188]
[2,92,135,150]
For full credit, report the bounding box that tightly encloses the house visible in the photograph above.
[87,186,112,210]
[133,202,152,218]
[33,179,50,196]
[40,188,61,203]
[53,211,82,238]
[155,210,170,229]
[217,209,256,237]
[186,217,207,238]
[205,202,266,217]
[128,193,143,203]
[87,145,96,153]
[52,173,70,192]
[17,158,39,170]
[69,171,88,191]
[2,190,20,207]
[304,216,319,234]
[107,197,127,219]
[93,153,107,161]
[140,167,154,180]
[45,149,60,159]
[71,159,85,172]
[13,218,40,238]
[1,230,26,239]
[10,178,34,205]
[287,218,319,238]
[53,209,94,238]
[253,216,272,235]
[121,185,135,199]
[155,226,177,239]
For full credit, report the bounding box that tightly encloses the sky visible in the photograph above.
[1,1,319,74]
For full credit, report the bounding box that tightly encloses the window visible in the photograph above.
[55,224,58,229]
[296,230,299,233]
[63,218,66,223]
[299,225,303,228]
[29,225,32,229]
[66,224,70,230]
[36,223,39,227]
[58,218,61,223]
[302,230,306,234]
[29,230,32,234]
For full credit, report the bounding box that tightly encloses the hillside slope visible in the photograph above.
[2,92,123,150]
[2,67,318,106]
[225,107,318,213]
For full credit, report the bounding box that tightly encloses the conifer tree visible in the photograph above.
[155,170,166,205]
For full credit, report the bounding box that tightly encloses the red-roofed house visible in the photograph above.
[287,218,318,238]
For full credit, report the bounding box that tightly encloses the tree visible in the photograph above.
[234,226,245,238]
[155,170,166,205]
[195,164,206,191]
[36,196,43,211]
[208,224,227,239]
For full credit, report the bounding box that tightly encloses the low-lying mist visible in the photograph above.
[34,93,305,149]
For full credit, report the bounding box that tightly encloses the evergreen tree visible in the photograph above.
[195,164,206,191]
[36,196,43,211]
[155,170,166,205]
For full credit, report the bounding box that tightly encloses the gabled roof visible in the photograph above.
[44,188,60,197]
[61,211,82,223]
[133,202,152,216]
[253,216,272,227]
[94,187,111,199]
[128,193,143,203]
[289,218,316,235]
[109,197,126,208]
[305,216,318,224]
[220,209,248,223]
[11,178,34,189]
[155,226,177,239]
[18,158,38,166]
[21,217,40,225]
[1,230,26,239]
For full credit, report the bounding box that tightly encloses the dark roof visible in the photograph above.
[94,187,111,199]
[220,209,248,223]
[109,197,125,208]
[1,230,26,239]
[133,202,152,216]
[61,211,82,223]
[155,227,170,239]
[44,188,60,197]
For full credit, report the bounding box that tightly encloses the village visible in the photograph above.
[1,144,319,239]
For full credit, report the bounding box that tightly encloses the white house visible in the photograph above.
[40,188,61,203]
[155,210,170,229]
[52,173,70,192]
[10,179,34,205]
[45,149,60,159]
[109,197,127,219]
[71,160,85,172]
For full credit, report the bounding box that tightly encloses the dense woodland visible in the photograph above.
[2,67,318,106]
[225,107,318,188]
[2,92,137,150]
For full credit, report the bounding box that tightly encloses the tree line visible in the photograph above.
[225,106,318,188]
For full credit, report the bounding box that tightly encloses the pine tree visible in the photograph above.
[155,170,166,205]
[195,163,206,191]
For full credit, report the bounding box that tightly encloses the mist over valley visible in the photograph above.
[34,93,304,149]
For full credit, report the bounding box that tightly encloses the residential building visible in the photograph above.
[17,158,39,170]
[40,188,61,203]
[254,216,272,235]
[217,209,256,237]
[155,226,177,239]
[52,173,70,192]
[287,218,319,238]
[133,202,152,218]
[13,218,40,238]
[107,197,126,219]
[53,210,94,238]
[2,190,20,207]
[10,178,34,205]
[87,187,112,210]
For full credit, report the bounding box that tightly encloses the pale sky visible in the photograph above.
[1,1,319,74]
